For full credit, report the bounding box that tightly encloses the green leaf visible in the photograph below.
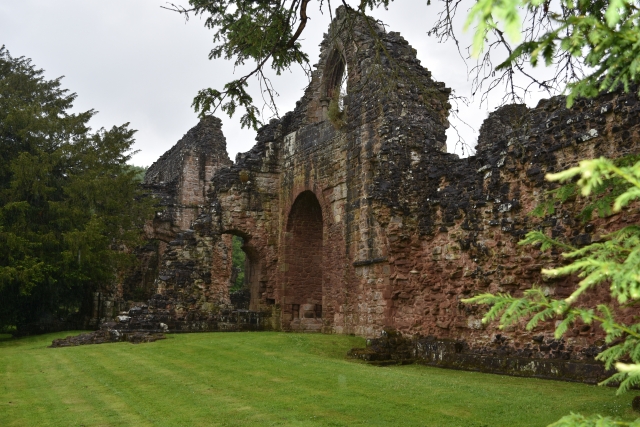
[605,0,626,27]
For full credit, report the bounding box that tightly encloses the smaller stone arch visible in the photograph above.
[219,229,265,311]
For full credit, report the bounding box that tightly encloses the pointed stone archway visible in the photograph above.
[283,191,324,332]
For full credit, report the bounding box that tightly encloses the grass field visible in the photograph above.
[0,331,638,426]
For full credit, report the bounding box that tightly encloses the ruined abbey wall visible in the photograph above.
[123,8,640,371]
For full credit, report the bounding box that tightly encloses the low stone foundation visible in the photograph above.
[49,295,273,347]
[166,309,269,332]
[50,330,166,347]
[115,294,272,333]
[348,330,613,384]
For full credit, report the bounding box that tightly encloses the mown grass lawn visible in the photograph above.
[0,331,637,426]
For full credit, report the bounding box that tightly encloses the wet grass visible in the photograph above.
[0,331,637,426]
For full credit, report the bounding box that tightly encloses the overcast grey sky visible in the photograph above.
[1,1,556,166]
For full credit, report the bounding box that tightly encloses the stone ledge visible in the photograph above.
[352,257,388,267]
[414,351,611,384]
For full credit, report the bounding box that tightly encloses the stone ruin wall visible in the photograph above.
[118,9,640,372]
[144,115,233,235]
[119,117,235,321]
[374,92,640,362]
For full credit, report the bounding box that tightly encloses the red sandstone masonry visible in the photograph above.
[283,191,324,331]
[128,8,640,368]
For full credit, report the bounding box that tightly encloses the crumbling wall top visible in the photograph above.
[144,116,231,187]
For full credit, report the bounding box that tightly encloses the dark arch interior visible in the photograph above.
[284,191,324,330]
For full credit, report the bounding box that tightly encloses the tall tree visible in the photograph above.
[0,47,153,332]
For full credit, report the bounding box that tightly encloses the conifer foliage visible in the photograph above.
[0,47,153,332]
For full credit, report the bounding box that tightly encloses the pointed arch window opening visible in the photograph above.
[324,48,348,127]
[326,49,348,106]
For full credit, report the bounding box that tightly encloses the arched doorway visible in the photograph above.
[284,191,324,331]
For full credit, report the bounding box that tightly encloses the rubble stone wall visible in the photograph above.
[144,115,233,240]
[384,92,640,357]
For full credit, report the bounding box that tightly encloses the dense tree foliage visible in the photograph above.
[0,47,153,332]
